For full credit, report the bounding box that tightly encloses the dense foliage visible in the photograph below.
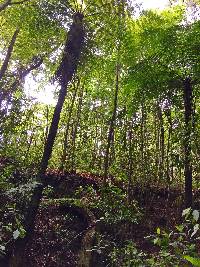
[0,0,200,266]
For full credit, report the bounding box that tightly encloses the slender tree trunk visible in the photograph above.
[1,12,85,267]
[104,64,120,183]
[22,115,36,164]
[71,84,84,171]
[90,109,98,170]
[44,105,49,143]
[0,28,19,81]
[24,131,34,164]
[103,0,124,182]
[60,79,79,170]
[183,77,193,208]
[0,0,11,12]
[0,55,43,108]
[26,11,84,233]
[0,0,29,12]
[99,121,105,171]
[157,103,165,181]
[127,118,134,204]
[140,98,146,180]
[154,104,159,180]
[166,109,172,184]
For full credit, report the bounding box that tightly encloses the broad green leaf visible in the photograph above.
[157,227,161,235]
[182,208,191,217]
[176,225,184,232]
[184,256,200,267]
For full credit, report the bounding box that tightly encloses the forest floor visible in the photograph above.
[1,170,200,266]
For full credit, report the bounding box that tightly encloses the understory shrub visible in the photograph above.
[108,208,200,266]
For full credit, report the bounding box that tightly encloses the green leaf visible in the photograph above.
[182,208,191,217]
[153,237,161,246]
[157,227,161,235]
[176,224,184,232]
[184,256,200,267]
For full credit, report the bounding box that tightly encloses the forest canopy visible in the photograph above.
[0,0,200,266]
